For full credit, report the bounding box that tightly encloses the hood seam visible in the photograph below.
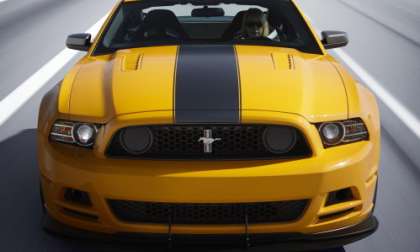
[329,60,350,119]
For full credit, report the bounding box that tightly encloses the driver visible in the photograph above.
[236,8,270,39]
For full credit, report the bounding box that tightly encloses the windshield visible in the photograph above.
[93,0,322,55]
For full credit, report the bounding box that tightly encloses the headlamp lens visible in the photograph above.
[75,124,96,146]
[321,123,343,144]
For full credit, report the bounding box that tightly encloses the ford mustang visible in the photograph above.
[38,0,380,250]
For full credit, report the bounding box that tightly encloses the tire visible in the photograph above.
[40,180,46,214]
[371,177,379,214]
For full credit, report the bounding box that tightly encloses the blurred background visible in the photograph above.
[0,0,419,251]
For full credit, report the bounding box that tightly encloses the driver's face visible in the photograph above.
[244,18,265,38]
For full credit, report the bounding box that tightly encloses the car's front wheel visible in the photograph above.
[39,180,46,214]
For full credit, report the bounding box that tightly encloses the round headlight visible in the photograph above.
[74,124,96,146]
[120,127,153,155]
[320,123,344,145]
[263,126,297,154]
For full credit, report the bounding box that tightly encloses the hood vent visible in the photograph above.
[288,54,296,70]
[121,53,143,71]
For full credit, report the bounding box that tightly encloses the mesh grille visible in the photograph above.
[108,200,309,225]
[106,125,311,160]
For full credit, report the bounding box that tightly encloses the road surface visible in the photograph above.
[0,0,419,251]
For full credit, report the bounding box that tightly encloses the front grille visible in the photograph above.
[108,200,309,225]
[106,125,311,160]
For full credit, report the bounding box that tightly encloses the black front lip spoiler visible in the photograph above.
[43,214,378,251]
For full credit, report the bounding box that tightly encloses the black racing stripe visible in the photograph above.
[174,44,240,123]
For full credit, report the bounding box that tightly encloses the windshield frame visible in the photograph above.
[91,0,323,56]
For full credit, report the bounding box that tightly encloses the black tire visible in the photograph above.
[40,180,46,214]
[372,177,379,214]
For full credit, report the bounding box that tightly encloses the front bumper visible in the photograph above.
[38,111,380,248]
[39,139,378,231]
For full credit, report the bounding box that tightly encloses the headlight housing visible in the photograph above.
[49,121,98,147]
[317,118,369,147]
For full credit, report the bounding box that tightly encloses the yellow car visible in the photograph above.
[38,0,380,250]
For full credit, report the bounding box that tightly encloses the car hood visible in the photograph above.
[59,45,348,123]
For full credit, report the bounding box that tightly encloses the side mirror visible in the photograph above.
[66,33,92,51]
[321,31,348,49]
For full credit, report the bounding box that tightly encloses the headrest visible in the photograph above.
[221,11,246,40]
[144,9,179,25]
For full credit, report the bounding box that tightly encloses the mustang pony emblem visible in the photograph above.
[198,129,221,153]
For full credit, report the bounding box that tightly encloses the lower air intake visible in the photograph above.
[108,200,309,225]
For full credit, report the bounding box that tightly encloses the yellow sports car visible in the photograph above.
[38,0,380,249]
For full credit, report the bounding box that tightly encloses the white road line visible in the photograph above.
[0,15,108,127]
[333,48,420,139]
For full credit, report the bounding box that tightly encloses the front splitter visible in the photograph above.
[43,213,378,251]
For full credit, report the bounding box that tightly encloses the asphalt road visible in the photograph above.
[0,0,420,251]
